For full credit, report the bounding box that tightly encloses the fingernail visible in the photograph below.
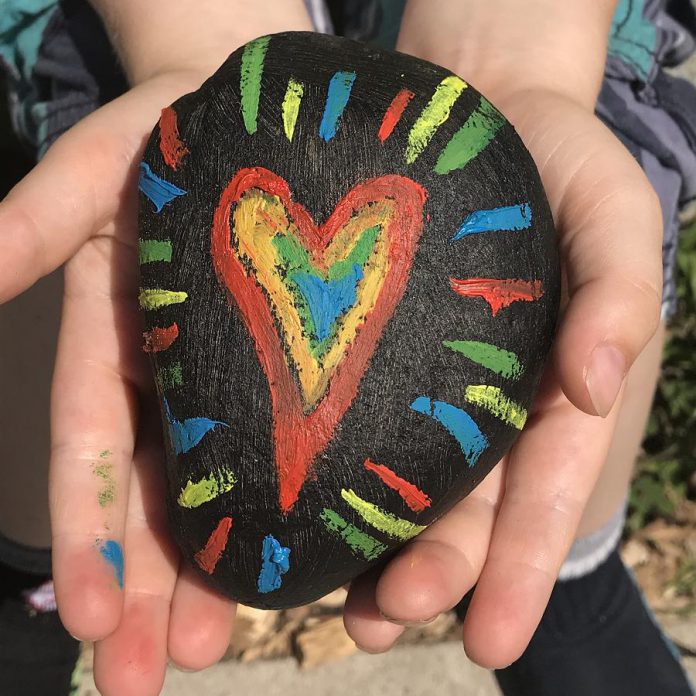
[379,610,439,627]
[167,658,197,673]
[354,642,385,654]
[585,343,626,417]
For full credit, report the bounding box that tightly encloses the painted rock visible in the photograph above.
[138,31,560,609]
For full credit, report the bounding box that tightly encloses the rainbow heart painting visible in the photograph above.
[138,32,560,608]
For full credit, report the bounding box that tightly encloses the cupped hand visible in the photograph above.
[0,70,238,695]
[342,89,663,667]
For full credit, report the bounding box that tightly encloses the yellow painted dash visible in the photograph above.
[464,385,528,430]
[282,78,304,141]
[138,289,188,310]
[341,489,426,541]
[178,470,237,509]
[405,75,467,164]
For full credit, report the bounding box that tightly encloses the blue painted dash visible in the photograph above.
[319,71,356,142]
[257,534,291,594]
[164,400,228,455]
[410,396,488,467]
[139,162,187,213]
[452,203,532,241]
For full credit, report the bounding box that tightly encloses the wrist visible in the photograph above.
[397,0,618,111]
[88,0,313,85]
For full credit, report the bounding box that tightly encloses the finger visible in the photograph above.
[343,567,405,653]
[505,94,663,417]
[50,237,147,640]
[167,564,237,671]
[0,73,203,303]
[374,460,504,625]
[93,435,179,696]
[462,375,622,669]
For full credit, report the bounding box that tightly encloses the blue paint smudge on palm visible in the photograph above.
[163,400,229,455]
[99,540,124,588]
[291,264,363,341]
[319,71,356,141]
[257,535,291,593]
[139,162,187,212]
[452,203,532,241]
[410,397,489,466]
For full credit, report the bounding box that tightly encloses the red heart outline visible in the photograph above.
[211,167,426,512]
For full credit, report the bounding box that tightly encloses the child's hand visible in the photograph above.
[1,70,242,694]
[341,6,663,664]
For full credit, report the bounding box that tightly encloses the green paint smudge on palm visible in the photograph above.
[178,470,237,509]
[93,453,116,508]
[443,340,523,379]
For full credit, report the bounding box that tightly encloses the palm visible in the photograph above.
[341,92,662,665]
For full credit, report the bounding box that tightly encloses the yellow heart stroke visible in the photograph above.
[232,190,395,410]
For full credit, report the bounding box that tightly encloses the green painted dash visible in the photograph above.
[320,508,387,561]
[443,340,523,379]
[139,239,172,264]
[157,362,184,390]
[435,97,506,175]
[240,36,270,134]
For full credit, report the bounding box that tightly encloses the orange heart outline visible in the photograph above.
[211,167,427,512]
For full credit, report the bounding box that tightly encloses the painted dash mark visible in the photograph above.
[142,323,179,353]
[164,400,228,455]
[319,71,356,142]
[320,508,387,561]
[341,489,426,541]
[138,289,188,310]
[282,78,304,141]
[240,36,270,134]
[159,106,189,170]
[378,88,415,143]
[138,239,172,264]
[405,75,467,164]
[195,517,233,575]
[453,203,532,241]
[364,459,432,513]
[410,396,488,467]
[435,97,506,174]
[443,340,523,380]
[178,470,237,509]
[449,278,544,316]
[465,385,528,430]
[257,535,291,594]
[157,362,184,390]
[138,162,187,212]
[99,540,124,589]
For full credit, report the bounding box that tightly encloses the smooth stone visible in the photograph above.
[138,31,560,608]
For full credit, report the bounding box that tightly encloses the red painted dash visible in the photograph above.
[364,459,432,513]
[159,106,190,170]
[194,517,233,574]
[449,277,544,316]
[142,323,179,353]
[378,89,415,143]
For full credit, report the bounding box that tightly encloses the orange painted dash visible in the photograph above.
[142,323,179,353]
[364,458,432,513]
[195,517,233,575]
[449,277,544,316]
[159,106,190,170]
[378,89,415,143]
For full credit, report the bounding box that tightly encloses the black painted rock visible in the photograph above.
[138,31,560,609]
